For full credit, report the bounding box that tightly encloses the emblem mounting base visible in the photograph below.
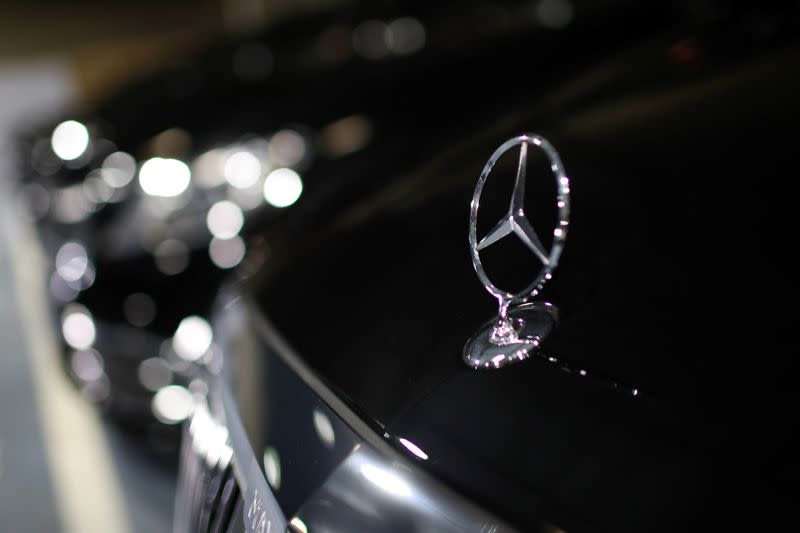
[463,302,558,369]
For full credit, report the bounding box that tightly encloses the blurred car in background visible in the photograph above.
[14,4,400,452]
[13,0,800,531]
[9,0,467,444]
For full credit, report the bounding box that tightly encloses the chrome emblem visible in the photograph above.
[464,134,571,369]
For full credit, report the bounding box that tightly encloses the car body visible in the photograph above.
[173,2,800,532]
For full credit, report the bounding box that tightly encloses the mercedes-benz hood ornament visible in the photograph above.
[464,134,571,369]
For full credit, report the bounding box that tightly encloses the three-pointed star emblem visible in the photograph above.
[476,142,550,266]
[465,133,571,369]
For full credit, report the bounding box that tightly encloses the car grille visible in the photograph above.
[175,403,243,533]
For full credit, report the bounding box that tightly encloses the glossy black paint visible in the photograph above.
[245,4,800,531]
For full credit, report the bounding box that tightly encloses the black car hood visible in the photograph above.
[250,10,800,533]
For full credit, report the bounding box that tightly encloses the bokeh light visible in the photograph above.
[224,150,262,189]
[55,241,89,283]
[263,168,303,208]
[152,385,194,424]
[154,239,190,275]
[61,305,96,350]
[139,157,191,197]
[206,200,244,239]
[173,316,213,362]
[51,120,89,161]
[209,236,246,269]
[101,151,137,188]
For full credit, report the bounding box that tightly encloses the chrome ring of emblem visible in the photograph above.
[464,134,570,369]
[469,133,570,314]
